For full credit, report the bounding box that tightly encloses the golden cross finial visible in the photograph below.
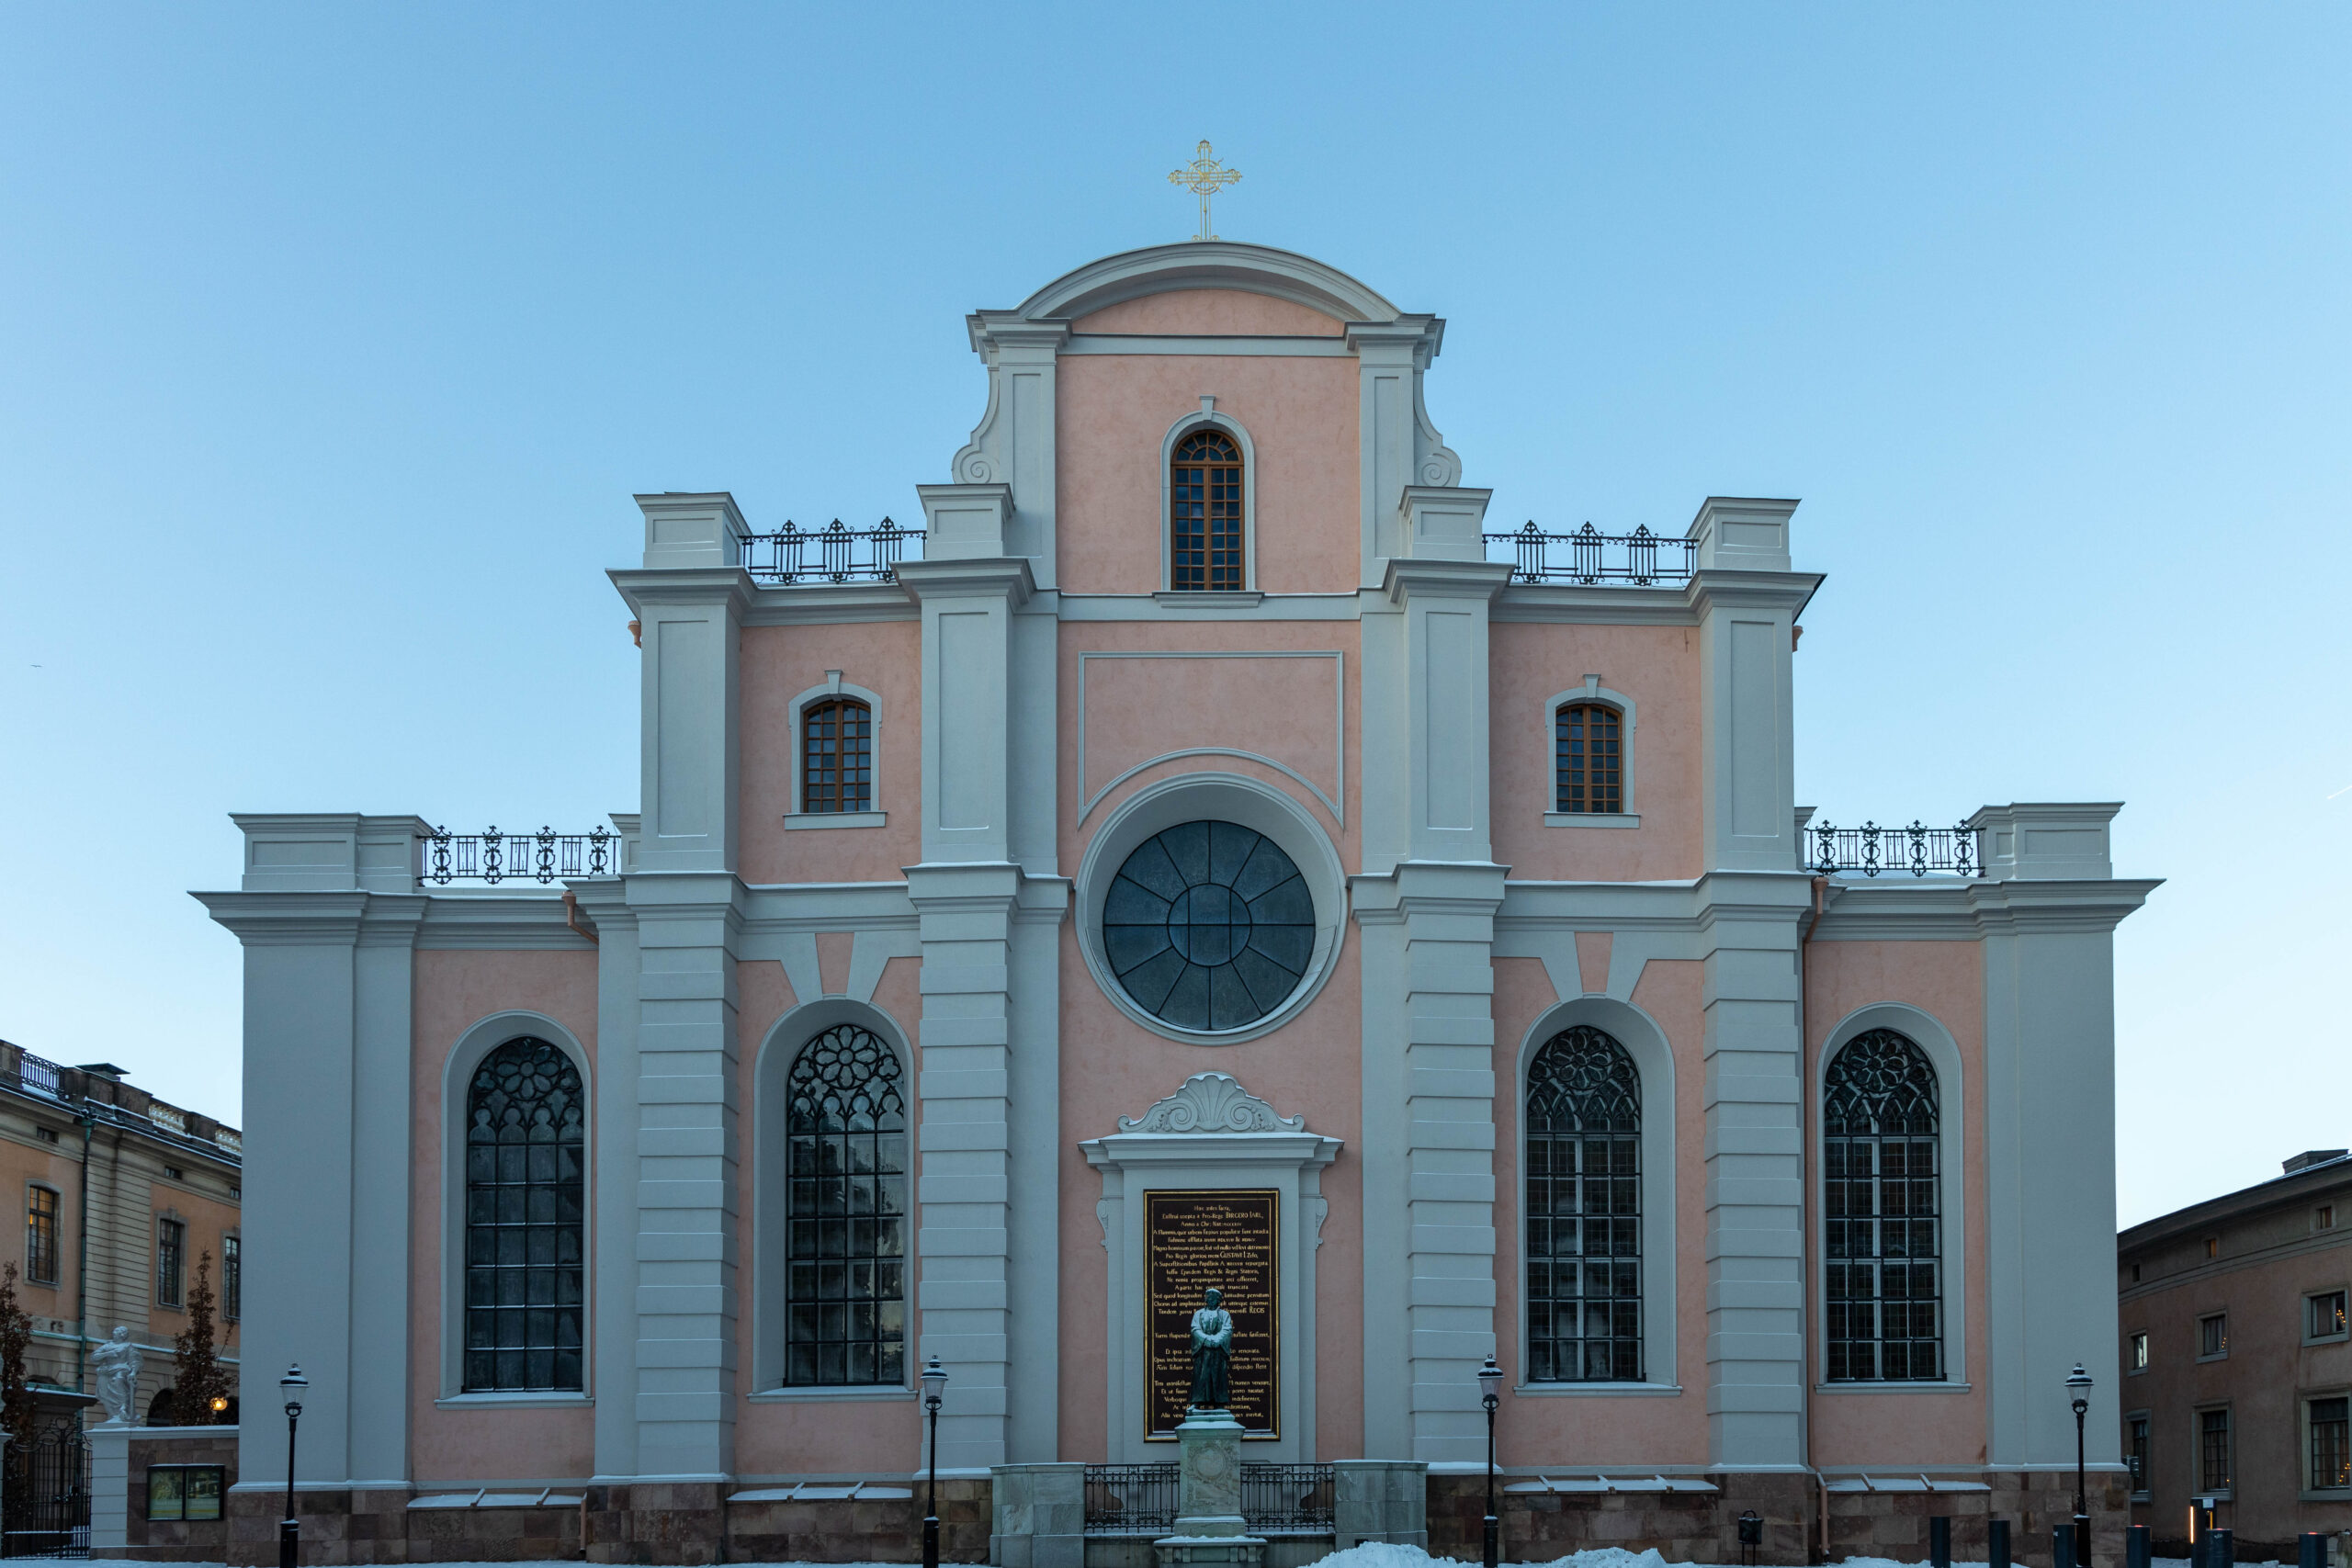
[1167,140,1241,241]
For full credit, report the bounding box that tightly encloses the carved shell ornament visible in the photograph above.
[1116,1071,1306,1135]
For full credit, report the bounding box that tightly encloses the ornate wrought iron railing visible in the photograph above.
[1808,820,1982,878]
[1083,1463,1177,1537]
[1238,1463,1336,1533]
[740,519,923,585]
[1080,1462,1335,1538]
[426,826,616,886]
[1486,522,1698,586]
[9,1051,62,1099]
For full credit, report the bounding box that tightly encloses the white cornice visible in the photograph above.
[893,556,1035,608]
[1006,242,1403,328]
[605,567,756,618]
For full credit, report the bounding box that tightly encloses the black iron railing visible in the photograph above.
[1080,1462,1335,1538]
[426,827,616,886]
[1238,1463,1335,1534]
[1083,1464,1177,1538]
[1486,522,1697,587]
[8,1051,62,1100]
[1808,820,1982,878]
[741,519,923,585]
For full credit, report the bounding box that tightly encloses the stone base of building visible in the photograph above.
[1826,1471,2130,1567]
[1427,1470,1816,1566]
[223,1478,992,1565]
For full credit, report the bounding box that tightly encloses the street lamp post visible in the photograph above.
[1478,1355,1504,1568]
[2068,1362,2095,1568]
[278,1364,308,1568]
[921,1356,948,1568]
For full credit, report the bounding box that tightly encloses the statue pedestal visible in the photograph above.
[1154,1410,1264,1568]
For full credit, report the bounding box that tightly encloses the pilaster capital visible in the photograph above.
[606,567,756,619]
[1379,557,1513,605]
[965,312,1071,361]
[914,484,1017,561]
[1394,487,1493,564]
[1344,315,1446,365]
[192,890,371,946]
[895,556,1035,608]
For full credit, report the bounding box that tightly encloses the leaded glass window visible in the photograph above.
[1171,430,1243,592]
[1525,1025,1642,1382]
[464,1037,585,1393]
[1102,821,1316,1032]
[785,1024,908,1387]
[1824,1028,1942,1382]
[1555,704,1623,813]
[803,697,873,813]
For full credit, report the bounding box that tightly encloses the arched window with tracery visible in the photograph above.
[1525,1024,1642,1382]
[802,697,873,813]
[1170,429,1244,592]
[1555,703,1623,814]
[1824,1028,1942,1381]
[785,1024,908,1386]
[464,1037,585,1393]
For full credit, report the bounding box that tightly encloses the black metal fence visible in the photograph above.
[1238,1463,1335,1534]
[741,519,923,585]
[1808,820,1982,879]
[1084,1464,1178,1537]
[425,826,616,885]
[3,1419,90,1558]
[1486,522,1698,587]
[1080,1462,1335,1538]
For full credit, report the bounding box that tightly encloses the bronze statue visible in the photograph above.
[1188,1287,1233,1410]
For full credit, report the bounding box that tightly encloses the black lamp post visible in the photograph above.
[1478,1354,1504,1568]
[921,1355,948,1568]
[2068,1361,2095,1568]
[278,1364,308,1568]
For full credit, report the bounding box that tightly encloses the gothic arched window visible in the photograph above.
[1555,703,1623,814]
[1525,1024,1642,1382]
[464,1037,585,1393]
[785,1024,908,1386]
[1170,429,1244,592]
[1824,1028,1943,1382]
[803,697,873,814]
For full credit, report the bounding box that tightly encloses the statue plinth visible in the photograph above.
[1153,1408,1263,1568]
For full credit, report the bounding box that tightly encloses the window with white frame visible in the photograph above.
[1824,1029,1943,1382]
[462,1037,585,1393]
[1524,1024,1642,1382]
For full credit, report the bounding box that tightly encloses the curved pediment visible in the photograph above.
[1012,242,1401,327]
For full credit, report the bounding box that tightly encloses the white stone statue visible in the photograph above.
[92,1326,141,1426]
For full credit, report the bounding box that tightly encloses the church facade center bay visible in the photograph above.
[201,242,2155,1564]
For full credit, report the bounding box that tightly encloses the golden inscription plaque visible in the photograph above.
[1144,1189,1278,1440]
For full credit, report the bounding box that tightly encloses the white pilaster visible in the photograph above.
[1691,499,1810,876]
[1347,319,1458,586]
[955,317,1069,586]
[577,879,643,1482]
[624,873,742,1480]
[1696,885,1811,1469]
[1970,807,2152,1467]
[198,814,431,1493]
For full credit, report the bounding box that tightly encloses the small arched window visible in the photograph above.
[464,1037,585,1393]
[1823,1028,1942,1382]
[1170,429,1244,592]
[785,1024,908,1386]
[1555,704,1623,814]
[802,697,873,813]
[1525,1024,1642,1382]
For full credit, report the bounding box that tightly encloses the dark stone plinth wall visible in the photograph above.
[1831,1472,2132,1568]
[1429,1472,1817,1565]
[124,1431,241,1562]
[1429,1470,2130,1566]
[227,1478,990,1566]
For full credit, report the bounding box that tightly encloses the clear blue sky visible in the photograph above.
[3,5,2345,1227]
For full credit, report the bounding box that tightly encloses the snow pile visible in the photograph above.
[1306,1548,1674,1568]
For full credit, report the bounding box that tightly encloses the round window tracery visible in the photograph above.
[1102,819,1316,1032]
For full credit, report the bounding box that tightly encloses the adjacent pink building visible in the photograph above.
[200,241,2157,1564]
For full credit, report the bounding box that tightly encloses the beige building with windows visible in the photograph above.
[0,1039,243,1424]
[2118,1149,2352,1559]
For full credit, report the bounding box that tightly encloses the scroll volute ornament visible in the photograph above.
[1117,1071,1305,1135]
